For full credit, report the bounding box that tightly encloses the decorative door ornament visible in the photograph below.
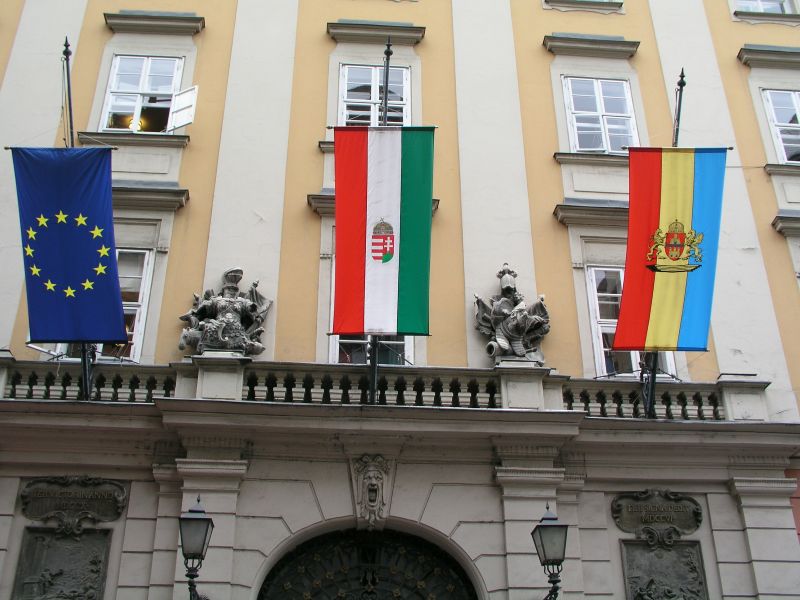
[350,454,393,530]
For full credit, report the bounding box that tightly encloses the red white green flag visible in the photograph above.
[333,126,434,335]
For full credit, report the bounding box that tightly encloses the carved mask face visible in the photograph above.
[362,467,383,509]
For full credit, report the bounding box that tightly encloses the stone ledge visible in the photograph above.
[327,20,425,45]
[772,210,800,236]
[729,476,798,497]
[543,33,638,59]
[738,44,800,69]
[553,200,628,227]
[553,152,629,166]
[308,190,439,217]
[545,0,623,12]
[78,131,190,149]
[733,10,800,25]
[104,11,205,35]
[113,184,189,211]
[765,163,800,176]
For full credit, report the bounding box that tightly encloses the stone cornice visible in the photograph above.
[553,202,628,227]
[733,10,800,26]
[543,33,639,59]
[104,11,205,35]
[772,210,800,236]
[545,0,623,12]
[327,21,425,45]
[765,163,800,176]
[494,466,565,488]
[553,151,629,166]
[493,443,560,460]
[319,140,334,153]
[308,190,439,217]
[738,44,800,69]
[729,476,798,498]
[78,131,190,148]
[113,185,189,211]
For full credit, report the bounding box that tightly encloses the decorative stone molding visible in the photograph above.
[152,440,186,464]
[350,454,394,530]
[112,183,189,211]
[729,455,791,468]
[327,20,425,45]
[611,489,702,548]
[737,44,800,69]
[772,210,800,236]
[78,131,189,149]
[733,10,800,26]
[180,436,253,456]
[494,466,565,491]
[175,458,249,492]
[494,443,560,460]
[553,200,628,227]
[543,33,639,59]
[765,163,800,177]
[318,140,334,154]
[545,0,623,12]
[104,11,205,36]
[553,151,629,166]
[308,189,439,217]
[729,476,798,498]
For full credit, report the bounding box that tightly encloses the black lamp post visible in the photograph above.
[531,504,569,600]
[179,496,214,600]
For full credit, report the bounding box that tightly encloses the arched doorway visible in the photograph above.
[258,529,479,600]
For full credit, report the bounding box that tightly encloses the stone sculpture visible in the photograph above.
[353,454,390,530]
[179,268,271,356]
[474,263,550,365]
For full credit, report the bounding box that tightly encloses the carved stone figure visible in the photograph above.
[352,455,390,530]
[179,268,271,356]
[474,263,550,364]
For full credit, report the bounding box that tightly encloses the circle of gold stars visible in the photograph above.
[24,210,110,299]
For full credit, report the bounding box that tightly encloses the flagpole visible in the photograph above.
[641,69,686,419]
[63,37,94,401]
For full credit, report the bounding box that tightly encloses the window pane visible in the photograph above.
[601,332,635,375]
[345,103,372,125]
[570,79,599,112]
[118,252,145,303]
[346,67,372,101]
[595,269,622,319]
[337,335,405,365]
[575,115,603,150]
[606,116,634,152]
[769,92,799,124]
[600,80,629,114]
[140,104,171,133]
[779,127,800,161]
[114,57,145,90]
[378,67,406,103]
[106,94,137,129]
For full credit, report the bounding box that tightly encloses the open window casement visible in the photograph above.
[166,85,199,132]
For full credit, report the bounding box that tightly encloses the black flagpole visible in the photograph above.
[63,37,94,401]
[641,68,686,419]
[368,37,393,404]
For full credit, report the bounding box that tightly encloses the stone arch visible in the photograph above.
[257,528,480,599]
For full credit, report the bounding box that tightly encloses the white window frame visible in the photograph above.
[763,89,800,164]
[562,76,639,154]
[736,0,797,13]
[586,265,675,378]
[337,64,411,126]
[327,254,414,366]
[99,55,185,134]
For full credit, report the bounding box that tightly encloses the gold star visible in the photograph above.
[81,279,94,290]
[63,286,76,298]
[24,245,34,257]
[89,225,103,238]
[93,263,107,276]
[29,265,41,276]
[36,214,48,227]
[55,210,68,224]
[26,227,37,240]
[97,245,110,257]
[44,279,56,291]
[74,213,88,226]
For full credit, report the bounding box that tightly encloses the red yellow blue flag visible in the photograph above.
[613,147,727,351]
[12,147,127,343]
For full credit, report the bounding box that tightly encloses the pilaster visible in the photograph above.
[147,465,182,600]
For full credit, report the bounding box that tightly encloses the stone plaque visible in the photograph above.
[611,489,701,547]
[621,540,709,600]
[12,527,110,600]
[21,476,127,537]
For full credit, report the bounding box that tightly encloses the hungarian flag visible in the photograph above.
[333,126,434,335]
[613,147,727,351]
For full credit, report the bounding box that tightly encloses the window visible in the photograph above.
[338,65,410,126]
[587,267,672,377]
[737,0,797,13]
[63,249,153,361]
[764,89,800,163]
[100,56,197,133]
[563,77,638,153]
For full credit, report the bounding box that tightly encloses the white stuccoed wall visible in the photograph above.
[451,0,538,368]
[202,0,300,361]
[0,0,89,351]
[647,0,799,421]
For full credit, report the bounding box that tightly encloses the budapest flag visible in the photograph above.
[333,126,434,335]
[613,147,727,351]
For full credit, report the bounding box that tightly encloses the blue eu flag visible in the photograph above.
[12,148,127,343]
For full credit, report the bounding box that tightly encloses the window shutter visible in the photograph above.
[166,85,198,132]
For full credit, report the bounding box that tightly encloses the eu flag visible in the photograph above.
[12,147,127,343]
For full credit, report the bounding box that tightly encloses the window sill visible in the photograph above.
[553,198,628,227]
[765,163,800,176]
[733,10,800,26]
[545,0,623,13]
[104,11,205,35]
[327,20,425,45]
[737,44,800,69]
[78,131,190,149]
[113,181,189,211]
[543,33,638,59]
[772,209,800,236]
[554,152,629,167]
[308,189,439,217]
